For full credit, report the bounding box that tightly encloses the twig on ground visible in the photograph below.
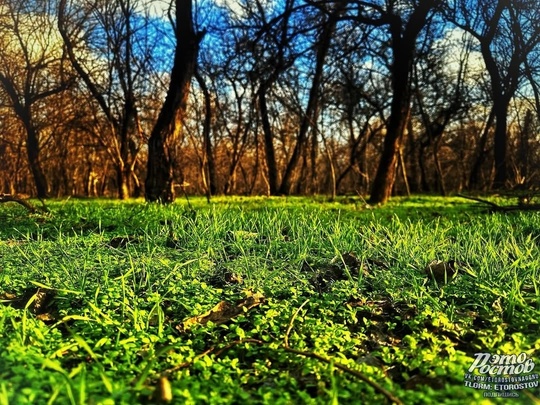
[284,299,309,348]
[457,193,540,212]
[281,299,402,404]
[456,194,501,209]
[213,338,265,358]
[159,338,264,377]
[153,299,403,404]
[160,346,217,377]
[281,346,403,405]
[0,194,36,213]
[160,336,403,404]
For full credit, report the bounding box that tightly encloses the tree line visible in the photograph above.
[0,0,539,204]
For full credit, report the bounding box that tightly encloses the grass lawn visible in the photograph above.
[0,196,538,404]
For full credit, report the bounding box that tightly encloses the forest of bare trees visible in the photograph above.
[1,0,540,203]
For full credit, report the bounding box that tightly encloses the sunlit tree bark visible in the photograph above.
[367,0,442,204]
[145,0,203,203]
[194,71,217,198]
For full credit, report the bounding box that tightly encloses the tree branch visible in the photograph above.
[457,194,540,212]
[0,194,36,213]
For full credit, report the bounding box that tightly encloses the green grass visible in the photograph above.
[0,196,539,404]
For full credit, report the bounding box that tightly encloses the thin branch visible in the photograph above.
[457,194,540,212]
[257,296,401,402]
[160,346,218,376]
[282,346,403,405]
[457,193,502,209]
[0,194,36,213]
[284,298,310,348]
[156,334,403,404]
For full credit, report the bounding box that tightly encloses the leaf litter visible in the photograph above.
[177,291,265,332]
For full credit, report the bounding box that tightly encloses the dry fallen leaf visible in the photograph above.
[36,312,56,323]
[178,292,264,332]
[424,260,457,284]
[0,292,17,301]
[208,268,244,288]
[1,288,57,322]
[107,236,140,248]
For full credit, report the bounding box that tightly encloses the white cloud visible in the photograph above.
[441,28,486,79]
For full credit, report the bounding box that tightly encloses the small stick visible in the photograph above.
[160,335,402,403]
[457,194,540,212]
[0,194,36,213]
[456,194,502,209]
[282,346,403,405]
[160,346,217,376]
[284,299,309,348]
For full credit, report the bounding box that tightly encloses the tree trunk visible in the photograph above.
[432,137,446,196]
[469,108,495,189]
[369,0,437,204]
[59,0,142,199]
[492,100,509,188]
[145,0,201,203]
[26,122,48,198]
[258,85,279,195]
[418,144,431,191]
[0,76,49,198]
[519,109,533,182]
[369,85,411,204]
[310,125,319,194]
[195,70,217,197]
[117,166,131,200]
[278,8,340,195]
[320,131,336,199]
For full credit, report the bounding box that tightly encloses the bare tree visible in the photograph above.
[194,70,217,198]
[0,0,71,197]
[446,0,540,188]
[195,19,257,196]
[58,0,157,199]
[145,0,203,203]
[248,0,297,195]
[410,28,473,195]
[323,30,389,195]
[278,2,345,195]
[342,0,443,204]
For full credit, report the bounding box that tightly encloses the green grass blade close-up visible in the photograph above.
[0,196,538,404]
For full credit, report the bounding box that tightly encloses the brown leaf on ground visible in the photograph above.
[4,288,55,313]
[424,260,457,284]
[1,288,57,321]
[224,271,243,284]
[178,292,264,332]
[107,236,140,248]
[208,268,244,288]
[310,252,373,293]
[36,312,56,323]
[0,292,17,300]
